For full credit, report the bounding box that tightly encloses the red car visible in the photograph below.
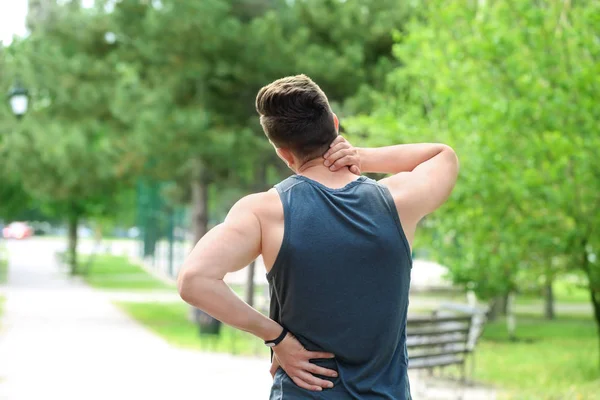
[2,222,34,240]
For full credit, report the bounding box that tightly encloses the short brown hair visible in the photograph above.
[256,75,337,162]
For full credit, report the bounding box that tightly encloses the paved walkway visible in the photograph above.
[0,240,271,400]
[0,239,497,400]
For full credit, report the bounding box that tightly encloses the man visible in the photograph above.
[178,75,458,399]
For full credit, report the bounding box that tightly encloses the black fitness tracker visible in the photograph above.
[265,327,289,347]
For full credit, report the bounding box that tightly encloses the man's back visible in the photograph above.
[177,75,458,400]
[265,175,412,399]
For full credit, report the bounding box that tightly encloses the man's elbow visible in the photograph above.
[441,145,460,175]
[177,267,207,305]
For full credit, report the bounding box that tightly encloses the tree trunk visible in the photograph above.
[67,211,79,275]
[191,170,208,245]
[587,277,600,370]
[592,291,600,370]
[187,160,209,323]
[245,260,256,307]
[487,299,499,321]
[544,277,555,320]
[501,292,509,315]
[243,161,267,310]
[506,292,517,341]
[81,225,103,276]
[583,262,600,369]
[488,294,507,321]
[581,243,600,369]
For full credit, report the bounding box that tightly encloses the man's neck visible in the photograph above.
[295,158,358,187]
[296,158,328,174]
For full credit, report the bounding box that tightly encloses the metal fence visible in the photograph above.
[136,179,190,279]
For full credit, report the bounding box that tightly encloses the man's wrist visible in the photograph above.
[357,147,373,173]
[256,318,283,342]
[265,326,288,347]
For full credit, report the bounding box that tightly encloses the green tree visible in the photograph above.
[106,0,273,246]
[362,0,600,359]
[6,0,416,276]
[3,4,138,273]
[106,0,414,247]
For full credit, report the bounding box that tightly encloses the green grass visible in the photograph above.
[516,281,590,304]
[116,301,268,357]
[0,242,7,284]
[518,276,590,304]
[0,259,6,285]
[476,315,600,399]
[84,255,174,291]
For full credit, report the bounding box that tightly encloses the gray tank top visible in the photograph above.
[268,175,412,399]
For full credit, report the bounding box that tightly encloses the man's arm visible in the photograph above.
[177,194,337,391]
[360,143,458,217]
[359,143,456,175]
[177,194,278,340]
[325,139,459,242]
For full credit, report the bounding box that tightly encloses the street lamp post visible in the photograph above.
[7,81,29,119]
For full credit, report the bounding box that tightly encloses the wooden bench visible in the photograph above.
[406,303,487,382]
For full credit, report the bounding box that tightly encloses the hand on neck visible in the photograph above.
[296,158,329,174]
[295,157,359,187]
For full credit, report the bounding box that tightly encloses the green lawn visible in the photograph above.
[0,243,7,284]
[116,301,268,357]
[518,277,590,305]
[84,255,174,291]
[476,315,600,399]
[0,259,6,285]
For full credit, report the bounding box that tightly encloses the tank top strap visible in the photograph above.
[274,175,303,194]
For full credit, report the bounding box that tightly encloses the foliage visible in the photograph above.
[2,0,415,241]
[355,0,600,333]
[519,273,590,304]
[0,47,35,221]
[1,5,141,272]
[4,13,137,210]
[108,1,258,186]
[105,0,412,190]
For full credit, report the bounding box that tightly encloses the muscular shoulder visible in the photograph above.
[229,189,282,224]
[378,173,421,243]
[378,173,414,210]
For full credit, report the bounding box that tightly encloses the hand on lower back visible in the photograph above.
[272,333,338,391]
[323,136,361,175]
[270,356,280,379]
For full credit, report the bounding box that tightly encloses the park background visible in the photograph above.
[0,1,599,399]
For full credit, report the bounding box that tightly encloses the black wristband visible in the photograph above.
[265,327,289,348]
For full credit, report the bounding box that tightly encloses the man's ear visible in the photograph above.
[333,113,339,133]
[276,148,296,169]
